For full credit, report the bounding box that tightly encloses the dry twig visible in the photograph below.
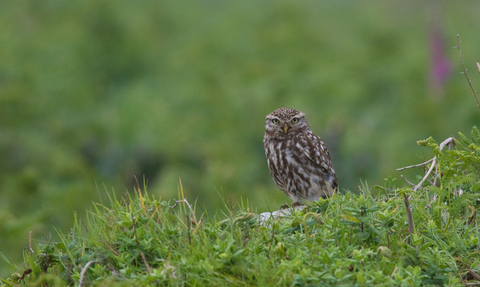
[413,158,436,191]
[401,175,416,187]
[468,269,480,281]
[456,34,480,111]
[396,158,434,171]
[78,261,99,287]
[141,252,151,276]
[390,266,398,279]
[170,198,196,222]
[439,137,455,151]
[398,137,455,190]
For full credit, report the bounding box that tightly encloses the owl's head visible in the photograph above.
[265,107,310,139]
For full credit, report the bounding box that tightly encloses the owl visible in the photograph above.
[264,107,337,205]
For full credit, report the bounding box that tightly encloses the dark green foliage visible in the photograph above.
[2,128,480,286]
[416,127,480,232]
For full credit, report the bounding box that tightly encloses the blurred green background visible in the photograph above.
[1,0,480,277]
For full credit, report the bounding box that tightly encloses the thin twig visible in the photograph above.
[414,157,436,191]
[397,158,434,171]
[403,194,415,235]
[170,198,197,223]
[400,137,455,190]
[469,269,480,281]
[456,34,480,111]
[110,269,127,279]
[439,137,455,151]
[390,266,398,279]
[403,194,419,256]
[140,252,151,276]
[78,261,99,287]
[169,201,180,209]
[19,269,32,281]
[186,215,192,245]
[401,175,416,187]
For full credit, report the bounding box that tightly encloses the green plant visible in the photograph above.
[3,126,480,286]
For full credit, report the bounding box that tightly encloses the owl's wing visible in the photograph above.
[300,132,333,171]
[300,132,338,191]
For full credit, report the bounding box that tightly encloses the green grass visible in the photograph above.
[2,127,480,286]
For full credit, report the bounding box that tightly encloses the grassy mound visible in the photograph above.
[2,127,480,286]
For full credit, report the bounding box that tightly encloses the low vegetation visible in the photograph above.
[1,126,479,286]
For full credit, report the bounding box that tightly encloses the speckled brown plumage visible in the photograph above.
[264,107,337,204]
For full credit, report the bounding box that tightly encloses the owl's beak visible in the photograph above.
[283,124,289,133]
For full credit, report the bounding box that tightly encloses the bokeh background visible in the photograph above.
[1,0,480,277]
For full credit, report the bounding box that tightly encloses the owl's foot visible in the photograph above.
[280,202,302,209]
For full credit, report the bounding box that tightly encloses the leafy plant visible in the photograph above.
[2,127,480,286]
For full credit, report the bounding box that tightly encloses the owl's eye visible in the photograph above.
[272,119,279,124]
[291,118,299,123]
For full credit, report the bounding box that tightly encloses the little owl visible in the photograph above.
[264,107,337,204]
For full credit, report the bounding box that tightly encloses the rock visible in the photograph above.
[257,205,307,225]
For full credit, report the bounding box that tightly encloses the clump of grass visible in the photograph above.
[1,127,479,286]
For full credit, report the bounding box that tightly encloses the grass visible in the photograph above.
[1,127,480,286]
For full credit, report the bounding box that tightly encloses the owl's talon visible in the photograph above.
[291,202,302,208]
[279,202,302,210]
